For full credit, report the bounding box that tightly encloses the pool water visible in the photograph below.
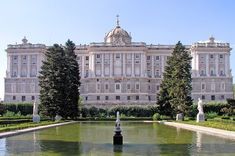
[0,121,235,156]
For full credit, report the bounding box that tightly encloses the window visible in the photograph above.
[135,83,140,90]
[202,95,205,100]
[135,54,140,59]
[127,84,131,90]
[148,85,151,90]
[210,70,214,76]
[116,54,120,59]
[115,83,121,92]
[220,54,223,58]
[210,54,214,59]
[97,96,100,100]
[127,96,130,100]
[200,70,205,76]
[85,97,88,101]
[31,55,37,64]
[211,95,215,100]
[156,85,160,91]
[220,70,224,76]
[148,96,151,101]
[136,96,139,100]
[86,56,89,60]
[22,96,26,102]
[96,83,100,90]
[31,96,35,101]
[221,82,225,91]
[211,83,215,91]
[201,83,205,90]
[116,96,120,100]
[155,70,160,77]
[13,96,16,100]
[147,56,151,60]
[96,54,101,58]
[105,96,109,100]
[156,56,160,60]
[221,95,225,100]
[105,84,109,90]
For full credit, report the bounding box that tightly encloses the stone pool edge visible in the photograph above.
[153,121,235,140]
[0,121,78,139]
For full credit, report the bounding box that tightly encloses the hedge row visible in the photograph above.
[0,103,33,116]
[81,105,159,118]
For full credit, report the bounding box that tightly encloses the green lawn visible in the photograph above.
[0,121,62,133]
[179,119,235,131]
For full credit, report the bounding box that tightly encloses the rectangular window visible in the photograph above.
[221,95,225,100]
[105,96,109,100]
[96,54,101,58]
[13,96,16,100]
[202,95,205,100]
[136,83,140,90]
[116,54,120,59]
[86,56,89,60]
[31,96,35,101]
[22,96,26,102]
[127,84,131,90]
[220,54,223,58]
[135,54,140,59]
[147,56,151,60]
[136,96,139,100]
[116,96,120,100]
[210,54,214,59]
[127,96,130,100]
[105,84,109,90]
[85,96,88,101]
[116,84,120,90]
[211,95,215,100]
[156,56,160,60]
[97,96,100,100]
[148,96,151,101]
[201,83,205,90]
[156,85,160,91]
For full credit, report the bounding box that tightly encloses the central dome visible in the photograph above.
[104,16,132,45]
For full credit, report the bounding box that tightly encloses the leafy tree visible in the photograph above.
[157,41,193,117]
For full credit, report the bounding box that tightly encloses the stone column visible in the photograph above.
[82,56,85,78]
[27,55,30,77]
[225,54,228,77]
[7,55,11,78]
[151,55,154,78]
[161,56,165,78]
[206,54,209,76]
[141,53,146,77]
[131,53,134,77]
[101,54,104,77]
[215,54,218,76]
[122,53,126,77]
[110,53,113,77]
[89,54,94,77]
[18,55,21,78]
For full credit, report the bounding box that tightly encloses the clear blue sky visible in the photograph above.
[0,0,235,100]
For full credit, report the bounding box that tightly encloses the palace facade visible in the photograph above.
[4,19,233,105]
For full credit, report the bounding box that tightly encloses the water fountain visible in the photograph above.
[113,111,123,145]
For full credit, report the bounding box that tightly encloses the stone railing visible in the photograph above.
[89,42,146,47]
[8,44,46,49]
[192,42,230,48]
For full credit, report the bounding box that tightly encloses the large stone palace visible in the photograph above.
[4,18,233,105]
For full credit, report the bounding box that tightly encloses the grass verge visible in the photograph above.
[0,121,64,133]
[178,119,235,131]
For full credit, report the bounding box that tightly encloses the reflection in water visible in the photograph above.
[0,122,234,156]
[196,131,202,152]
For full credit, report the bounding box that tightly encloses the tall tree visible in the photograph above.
[39,44,66,119]
[157,41,193,117]
[39,40,80,119]
[64,40,81,119]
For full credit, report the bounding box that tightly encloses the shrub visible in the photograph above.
[206,112,218,119]
[2,103,33,116]
[3,110,16,117]
[221,116,230,120]
[152,113,161,120]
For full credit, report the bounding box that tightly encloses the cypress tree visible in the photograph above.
[157,41,192,117]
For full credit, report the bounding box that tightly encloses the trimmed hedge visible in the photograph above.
[0,103,33,116]
[81,105,159,118]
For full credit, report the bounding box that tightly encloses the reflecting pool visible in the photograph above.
[0,121,235,156]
